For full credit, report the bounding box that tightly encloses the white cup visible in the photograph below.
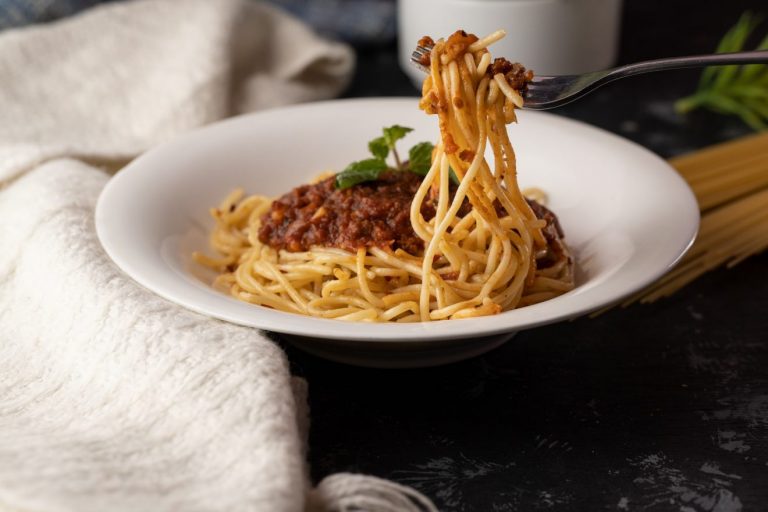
[398,0,623,86]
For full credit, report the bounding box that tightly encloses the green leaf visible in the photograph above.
[680,11,768,132]
[449,167,460,185]
[744,98,768,120]
[382,125,413,149]
[335,158,388,190]
[368,136,389,160]
[705,93,746,114]
[408,142,434,176]
[713,31,756,90]
[704,93,767,130]
[758,32,768,50]
[699,12,760,90]
[735,106,767,131]
[723,12,756,52]
[739,33,768,82]
[731,85,768,100]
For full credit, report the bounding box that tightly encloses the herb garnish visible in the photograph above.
[335,125,435,189]
[407,141,434,176]
[675,12,768,131]
[334,158,389,190]
[369,125,413,169]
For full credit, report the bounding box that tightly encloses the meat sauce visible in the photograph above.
[259,171,432,254]
[258,171,566,266]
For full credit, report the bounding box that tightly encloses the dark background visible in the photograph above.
[284,1,768,511]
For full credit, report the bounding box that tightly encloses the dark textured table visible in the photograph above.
[284,3,768,510]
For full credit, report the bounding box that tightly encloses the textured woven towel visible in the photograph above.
[0,1,435,511]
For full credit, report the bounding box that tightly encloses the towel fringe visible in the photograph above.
[308,473,437,512]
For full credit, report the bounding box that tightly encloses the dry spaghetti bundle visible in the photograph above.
[194,30,574,322]
[623,132,768,306]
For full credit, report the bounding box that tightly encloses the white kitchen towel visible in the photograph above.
[0,160,308,511]
[0,1,436,511]
[0,0,353,182]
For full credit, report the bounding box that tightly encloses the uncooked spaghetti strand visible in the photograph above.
[670,132,768,180]
[624,186,768,306]
[694,162,768,210]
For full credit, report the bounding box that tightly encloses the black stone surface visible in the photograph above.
[285,2,768,510]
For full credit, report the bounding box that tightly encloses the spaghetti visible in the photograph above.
[194,30,575,322]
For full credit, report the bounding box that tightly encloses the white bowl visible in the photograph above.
[96,98,698,367]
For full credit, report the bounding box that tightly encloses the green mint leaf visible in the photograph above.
[368,136,389,160]
[383,125,414,149]
[408,142,434,176]
[335,158,388,190]
[449,167,460,185]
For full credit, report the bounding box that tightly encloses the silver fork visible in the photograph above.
[411,45,768,110]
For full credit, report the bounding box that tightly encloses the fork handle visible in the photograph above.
[607,50,768,79]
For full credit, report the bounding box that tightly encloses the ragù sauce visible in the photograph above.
[258,171,564,260]
[259,171,432,254]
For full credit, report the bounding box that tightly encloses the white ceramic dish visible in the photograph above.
[96,98,699,368]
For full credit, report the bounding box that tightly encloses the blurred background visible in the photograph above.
[1,0,763,53]
[2,0,764,154]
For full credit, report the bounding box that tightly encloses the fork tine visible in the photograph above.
[409,43,565,109]
[410,45,433,73]
[410,57,429,74]
[528,76,557,83]
[522,75,584,110]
